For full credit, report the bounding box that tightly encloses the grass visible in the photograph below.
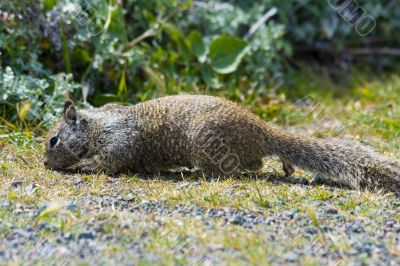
[0,72,399,265]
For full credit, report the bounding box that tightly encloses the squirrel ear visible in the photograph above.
[64,100,78,123]
[64,100,74,113]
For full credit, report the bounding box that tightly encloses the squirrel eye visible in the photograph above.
[49,136,59,148]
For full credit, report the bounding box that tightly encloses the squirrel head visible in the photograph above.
[44,101,90,170]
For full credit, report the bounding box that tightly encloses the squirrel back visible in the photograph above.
[44,95,400,194]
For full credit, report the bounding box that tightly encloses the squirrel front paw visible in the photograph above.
[74,157,104,173]
[74,156,119,176]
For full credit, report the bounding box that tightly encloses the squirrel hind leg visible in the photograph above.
[281,158,295,177]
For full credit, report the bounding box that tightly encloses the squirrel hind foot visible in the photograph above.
[281,158,295,177]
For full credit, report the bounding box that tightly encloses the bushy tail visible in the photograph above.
[270,132,400,194]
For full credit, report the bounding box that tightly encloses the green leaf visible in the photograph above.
[254,184,270,208]
[108,3,127,42]
[162,23,181,43]
[188,31,207,63]
[93,94,120,107]
[117,69,127,100]
[0,117,18,130]
[200,65,221,89]
[8,192,17,200]
[73,47,92,64]
[43,0,59,11]
[36,202,64,222]
[209,35,248,74]
[307,206,319,227]
[162,23,192,62]
[17,100,32,122]
[179,0,193,11]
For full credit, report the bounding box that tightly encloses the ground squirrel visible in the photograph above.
[44,95,400,194]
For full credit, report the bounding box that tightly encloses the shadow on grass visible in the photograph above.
[131,170,353,191]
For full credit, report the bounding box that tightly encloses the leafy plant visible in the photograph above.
[0,66,80,131]
[0,0,399,130]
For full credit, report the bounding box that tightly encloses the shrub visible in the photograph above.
[0,66,80,130]
[0,0,399,130]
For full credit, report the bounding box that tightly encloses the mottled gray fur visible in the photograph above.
[44,95,400,194]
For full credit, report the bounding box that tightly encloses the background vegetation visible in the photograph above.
[1,0,399,133]
[1,1,400,264]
